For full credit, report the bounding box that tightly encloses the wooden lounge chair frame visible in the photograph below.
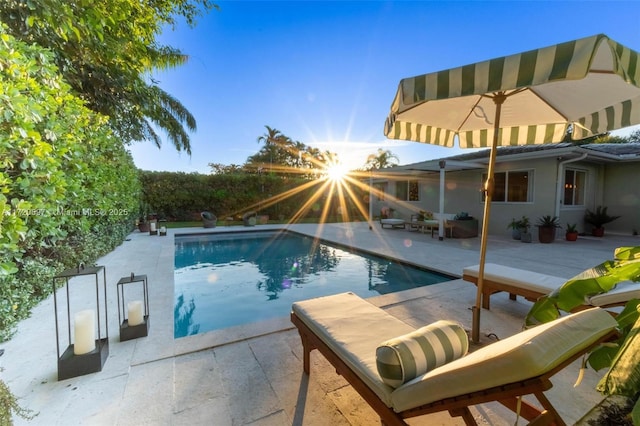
[291,311,617,426]
[462,271,545,310]
[379,218,406,229]
[462,264,635,311]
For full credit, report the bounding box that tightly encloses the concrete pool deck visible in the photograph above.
[2,222,638,425]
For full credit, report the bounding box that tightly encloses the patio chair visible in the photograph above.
[201,211,217,228]
[242,211,257,226]
[291,292,617,426]
[462,263,640,310]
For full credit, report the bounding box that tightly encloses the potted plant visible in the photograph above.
[507,217,524,240]
[519,216,532,243]
[565,223,579,241]
[137,202,150,232]
[536,215,561,243]
[584,206,621,237]
[451,212,478,238]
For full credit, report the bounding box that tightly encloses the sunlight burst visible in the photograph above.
[325,162,349,181]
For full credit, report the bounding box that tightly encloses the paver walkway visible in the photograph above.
[2,222,637,425]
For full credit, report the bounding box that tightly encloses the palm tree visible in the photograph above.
[134,84,197,154]
[256,126,285,171]
[1,0,207,154]
[364,148,399,170]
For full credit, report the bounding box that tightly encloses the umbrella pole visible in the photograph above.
[471,92,506,343]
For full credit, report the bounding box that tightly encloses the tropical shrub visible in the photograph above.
[525,246,640,420]
[0,26,140,341]
[138,170,364,223]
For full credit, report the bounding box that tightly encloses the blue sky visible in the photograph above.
[129,1,640,174]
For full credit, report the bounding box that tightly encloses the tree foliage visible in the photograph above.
[245,125,338,177]
[363,148,399,170]
[1,0,217,154]
[0,27,140,340]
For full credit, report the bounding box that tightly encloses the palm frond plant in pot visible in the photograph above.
[536,215,561,243]
[508,217,522,240]
[519,216,532,243]
[585,206,621,237]
[565,223,579,241]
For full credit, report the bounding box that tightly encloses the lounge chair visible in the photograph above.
[380,218,406,229]
[462,263,640,310]
[379,207,406,229]
[291,292,617,426]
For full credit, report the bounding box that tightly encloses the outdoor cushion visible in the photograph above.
[463,263,564,295]
[390,307,617,412]
[376,320,468,388]
[292,292,414,407]
[588,281,640,306]
[380,218,405,225]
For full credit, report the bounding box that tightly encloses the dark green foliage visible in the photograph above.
[536,215,561,228]
[139,170,368,224]
[585,206,621,228]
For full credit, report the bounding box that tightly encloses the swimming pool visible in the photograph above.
[174,231,452,337]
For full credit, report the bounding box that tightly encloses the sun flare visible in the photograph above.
[325,162,349,181]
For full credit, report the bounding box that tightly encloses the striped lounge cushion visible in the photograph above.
[376,320,469,388]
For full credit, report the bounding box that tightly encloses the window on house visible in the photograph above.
[373,183,387,201]
[482,170,533,202]
[563,169,586,206]
[395,180,419,201]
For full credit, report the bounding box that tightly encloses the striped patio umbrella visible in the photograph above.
[384,34,640,343]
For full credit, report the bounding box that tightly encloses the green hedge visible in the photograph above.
[139,170,360,222]
[0,27,140,341]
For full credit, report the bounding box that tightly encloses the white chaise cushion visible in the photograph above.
[292,292,414,407]
[376,320,468,388]
[381,218,405,226]
[390,307,617,412]
[588,281,640,306]
[463,263,565,294]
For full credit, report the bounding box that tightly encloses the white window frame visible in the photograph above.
[482,169,534,203]
[396,180,420,202]
[563,168,587,207]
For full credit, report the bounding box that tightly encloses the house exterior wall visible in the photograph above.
[601,162,640,235]
[370,154,639,237]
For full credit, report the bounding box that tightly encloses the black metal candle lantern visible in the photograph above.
[149,219,158,235]
[116,273,150,341]
[53,264,109,380]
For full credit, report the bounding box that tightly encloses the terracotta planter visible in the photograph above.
[592,227,605,237]
[566,232,578,241]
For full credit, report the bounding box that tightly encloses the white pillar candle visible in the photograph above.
[150,222,156,232]
[128,300,144,326]
[74,310,96,355]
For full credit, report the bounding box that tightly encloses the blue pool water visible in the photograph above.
[174,231,452,337]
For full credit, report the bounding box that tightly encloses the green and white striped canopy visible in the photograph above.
[384,34,640,147]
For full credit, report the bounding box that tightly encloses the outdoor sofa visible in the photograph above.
[291,291,617,425]
[463,263,640,310]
